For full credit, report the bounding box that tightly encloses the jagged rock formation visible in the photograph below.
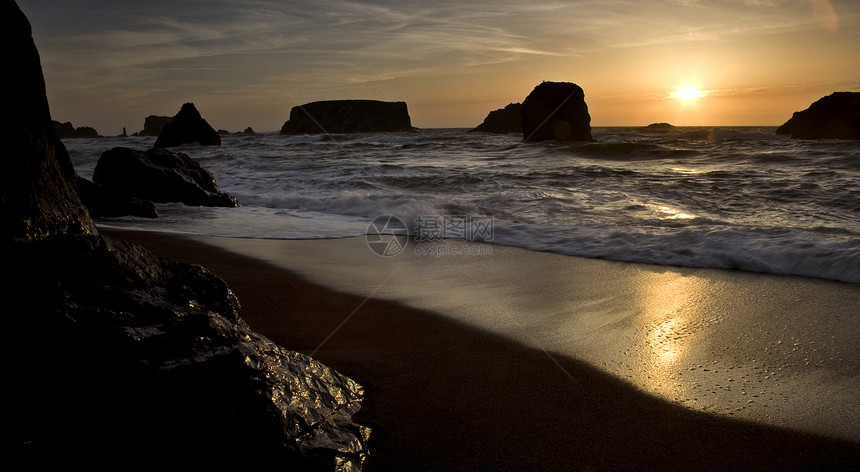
[137,115,173,136]
[471,103,523,134]
[280,100,413,134]
[93,147,239,207]
[154,102,221,147]
[521,82,593,142]
[6,234,369,468]
[3,2,369,468]
[776,92,860,139]
[52,120,100,138]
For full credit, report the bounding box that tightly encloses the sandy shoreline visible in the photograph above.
[102,228,860,470]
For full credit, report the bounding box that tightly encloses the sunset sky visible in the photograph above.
[18,0,860,135]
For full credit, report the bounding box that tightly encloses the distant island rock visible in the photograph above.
[93,147,239,208]
[217,127,256,135]
[4,3,369,467]
[521,82,593,142]
[154,102,221,147]
[280,100,413,134]
[638,122,676,132]
[776,92,860,139]
[471,103,522,134]
[52,120,100,138]
[136,115,173,137]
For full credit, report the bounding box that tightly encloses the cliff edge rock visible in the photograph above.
[776,92,860,139]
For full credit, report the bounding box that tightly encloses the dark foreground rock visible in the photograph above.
[154,102,221,147]
[76,176,158,218]
[471,103,522,134]
[521,81,593,142]
[6,234,369,468]
[280,100,413,134]
[3,1,97,241]
[776,92,860,139]
[4,2,369,468]
[93,146,239,207]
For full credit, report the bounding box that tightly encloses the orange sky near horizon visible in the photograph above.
[18,0,860,134]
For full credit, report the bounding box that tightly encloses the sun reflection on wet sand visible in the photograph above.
[630,271,714,402]
[204,235,860,441]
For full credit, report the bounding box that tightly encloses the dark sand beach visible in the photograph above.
[103,229,860,471]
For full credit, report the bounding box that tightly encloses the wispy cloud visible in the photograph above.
[16,0,860,130]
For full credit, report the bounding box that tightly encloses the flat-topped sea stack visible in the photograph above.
[280,100,413,134]
[137,115,173,137]
[521,82,593,142]
[471,103,522,134]
[154,102,221,147]
[776,92,860,139]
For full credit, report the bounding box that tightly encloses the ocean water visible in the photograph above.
[65,127,860,284]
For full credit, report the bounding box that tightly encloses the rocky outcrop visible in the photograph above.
[6,234,369,468]
[280,100,413,134]
[471,103,522,134]
[521,82,593,142]
[52,120,100,138]
[3,1,97,241]
[93,147,239,207]
[154,102,221,147]
[137,115,173,136]
[776,92,860,139]
[4,2,368,467]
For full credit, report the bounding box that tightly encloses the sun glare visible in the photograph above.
[672,86,704,101]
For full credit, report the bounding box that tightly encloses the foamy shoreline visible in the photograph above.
[187,233,860,442]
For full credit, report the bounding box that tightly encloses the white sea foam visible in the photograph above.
[65,127,860,283]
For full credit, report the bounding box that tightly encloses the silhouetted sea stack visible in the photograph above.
[137,115,173,137]
[472,103,523,134]
[280,100,413,134]
[4,2,369,467]
[776,92,860,139]
[521,82,593,142]
[154,102,221,147]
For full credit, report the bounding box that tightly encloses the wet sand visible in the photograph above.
[103,229,860,471]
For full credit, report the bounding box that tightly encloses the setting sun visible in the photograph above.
[672,86,705,101]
